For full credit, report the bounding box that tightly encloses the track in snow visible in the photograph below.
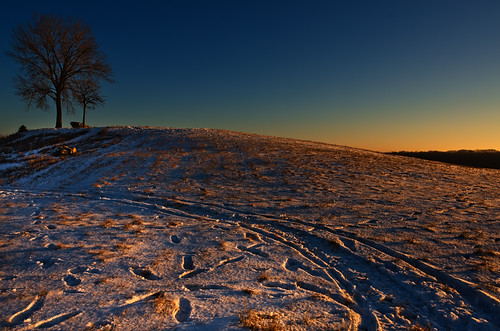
[2,187,497,330]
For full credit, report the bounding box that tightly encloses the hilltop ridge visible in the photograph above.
[1,127,499,330]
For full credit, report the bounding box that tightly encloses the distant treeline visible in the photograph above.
[388,150,500,170]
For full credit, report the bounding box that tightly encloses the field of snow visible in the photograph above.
[0,126,499,330]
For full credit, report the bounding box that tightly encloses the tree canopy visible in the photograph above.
[7,14,112,128]
[72,78,105,127]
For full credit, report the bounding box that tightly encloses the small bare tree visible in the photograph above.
[72,79,105,127]
[7,14,112,128]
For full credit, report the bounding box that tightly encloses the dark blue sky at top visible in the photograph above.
[1,1,499,151]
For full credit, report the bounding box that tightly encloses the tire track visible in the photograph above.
[235,223,367,328]
[331,227,500,325]
[242,218,500,329]
[264,214,500,328]
[5,188,498,328]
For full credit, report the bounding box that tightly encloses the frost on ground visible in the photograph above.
[0,126,499,330]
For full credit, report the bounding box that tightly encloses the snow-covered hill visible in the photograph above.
[1,126,499,330]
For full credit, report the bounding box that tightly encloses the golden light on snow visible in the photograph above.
[1,127,498,329]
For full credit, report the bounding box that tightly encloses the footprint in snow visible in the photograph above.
[69,266,101,274]
[37,257,56,269]
[174,298,192,322]
[85,319,112,330]
[263,281,297,291]
[182,255,194,270]
[69,266,87,274]
[171,235,181,244]
[245,232,262,242]
[130,267,161,280]
[63,274,82,287]
[284,258,323,278]
[237,244,269,258]
[284,258,303,272]
[45,243,59,250]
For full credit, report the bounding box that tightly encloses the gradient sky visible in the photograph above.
[1,1,499,151]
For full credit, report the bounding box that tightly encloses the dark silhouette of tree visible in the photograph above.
[18,125,28,133]
[388,150,500,170]
[72,78,105,127]
[7,14,112,128]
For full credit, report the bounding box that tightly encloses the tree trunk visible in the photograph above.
[55,93,63,128]
[82,104,87,127]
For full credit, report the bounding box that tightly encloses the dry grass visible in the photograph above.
[131,219,144,225]
[300,313,315,327]
[55,216,72,226]
[420,223,437,233]
[219,241,233,250]
[310,292,333,302]
[3,202,16,208]
[457,231,479,240]
[101,219,114,228]
[109,175,120,181]
[150,249,173,266]
[440,283,457,294]
[114,242,132,252]
[474,247,498,257]
[77,211,95,220]
[25,154,59,170]
[166,220,182,227]
[94,276,127,290]
[257,271,270,283]
[88,248,114,262]
[410,322,432,331]
[124,218,144,232]
[125,214,143,224]
[153,292,178,315]
[238,308,285,331]
[472,259,497,273]
[55,241,71,249]
[124,222,135,231]
[404,234,420,245]
[104,151,128,158]
[92,179,112,188]
[94,276,116,285]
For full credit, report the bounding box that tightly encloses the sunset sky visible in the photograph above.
[1,1,499,151]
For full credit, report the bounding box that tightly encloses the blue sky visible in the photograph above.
[1,1,499,151]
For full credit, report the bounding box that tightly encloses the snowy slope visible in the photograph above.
[0,126,499,330]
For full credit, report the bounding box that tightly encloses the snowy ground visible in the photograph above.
[0,126,499,330]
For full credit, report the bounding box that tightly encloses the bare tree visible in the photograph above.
[7,14,112,128]
[72,78,105,127]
